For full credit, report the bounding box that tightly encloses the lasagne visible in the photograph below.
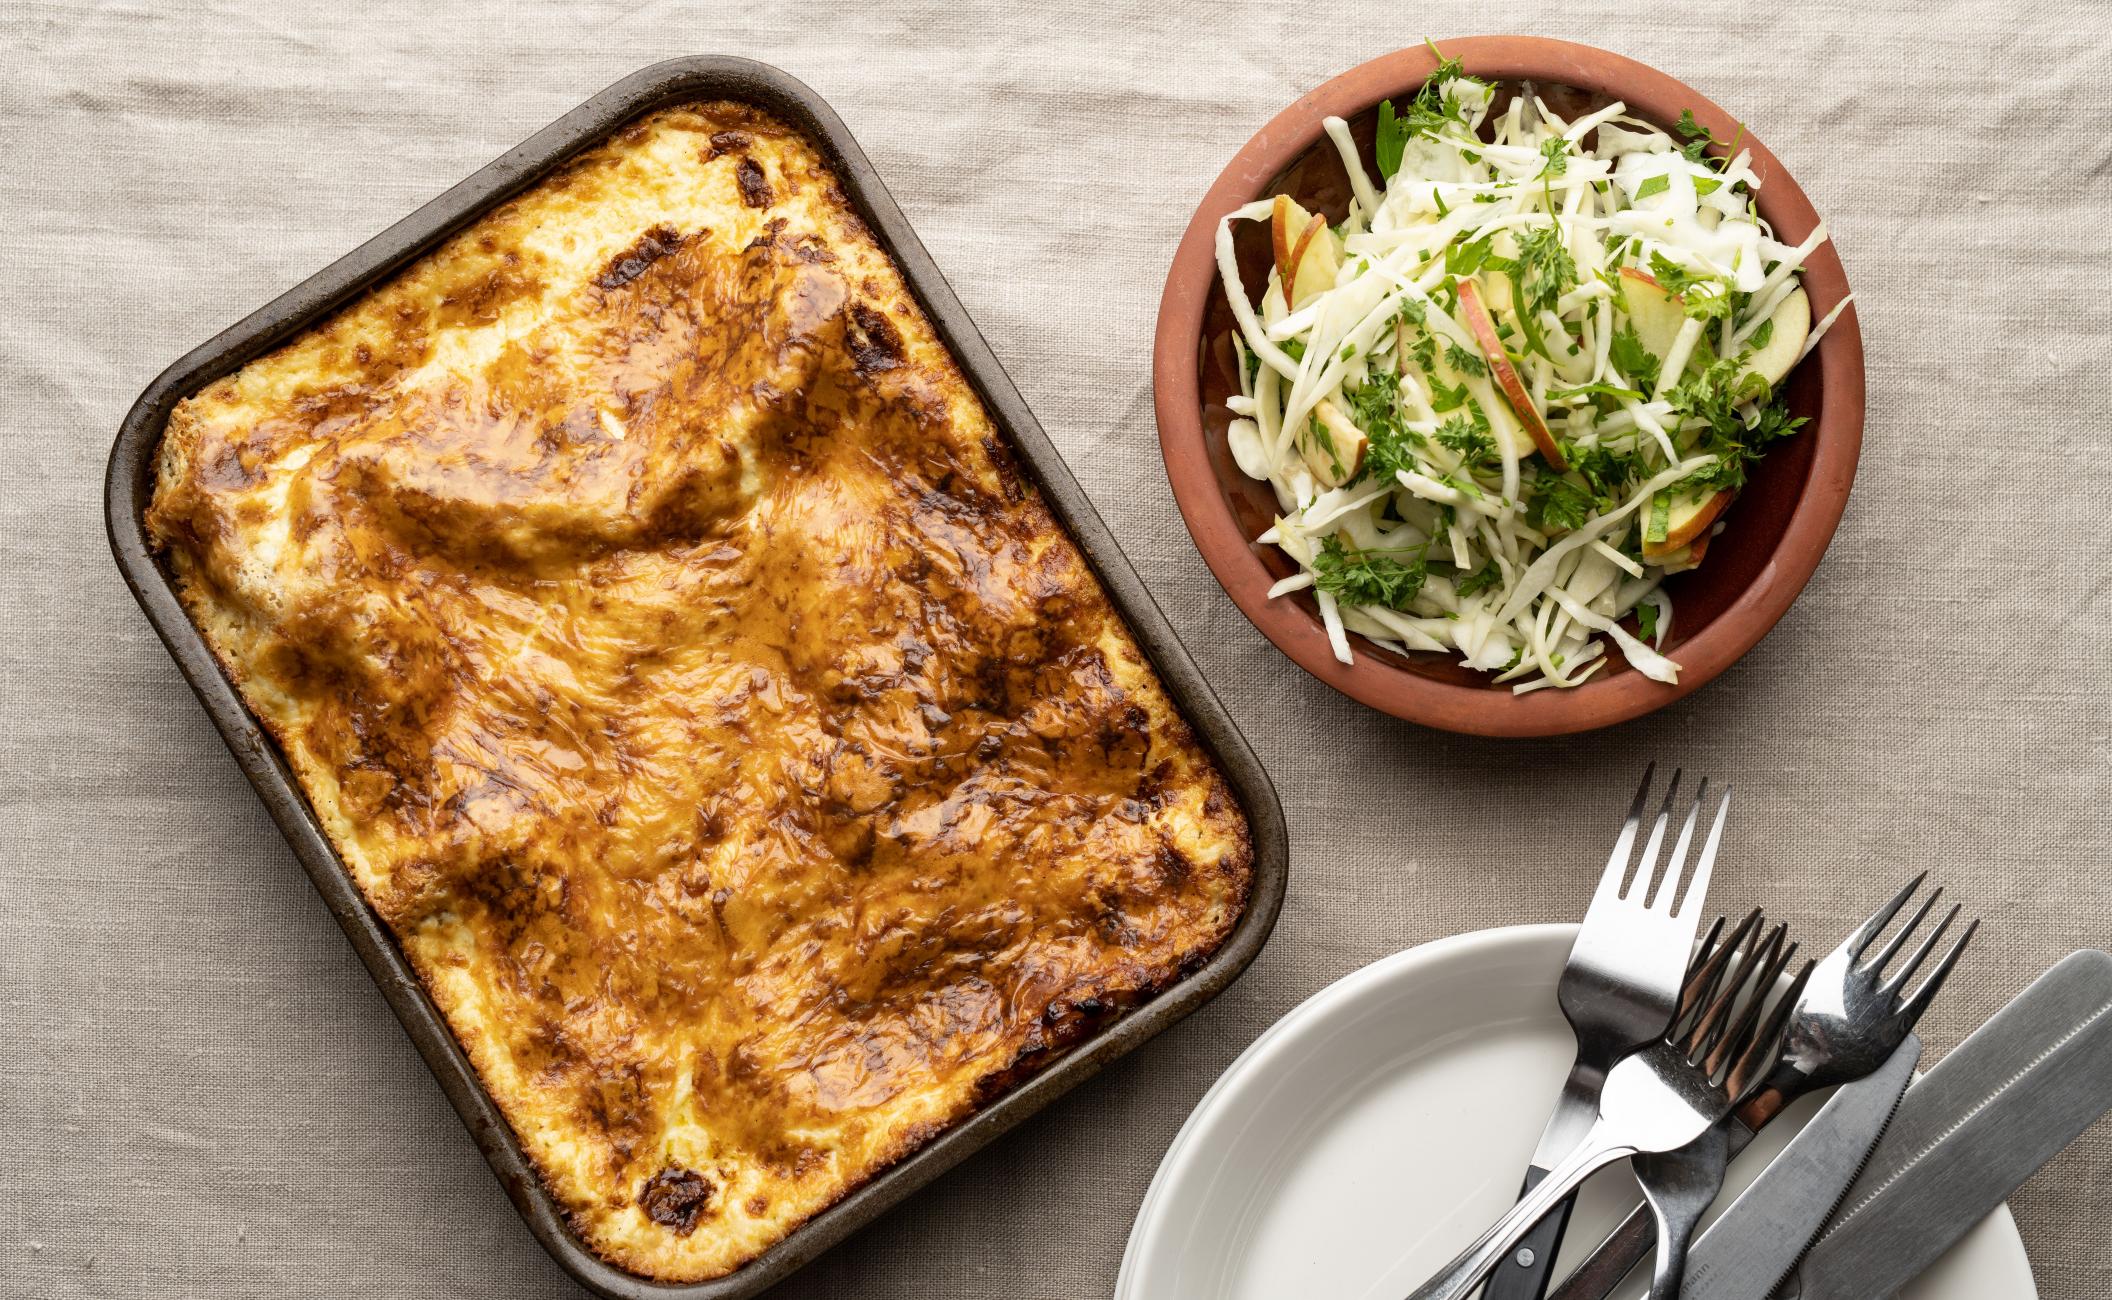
[146,101,1252,1280]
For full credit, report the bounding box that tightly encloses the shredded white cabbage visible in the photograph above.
[1213,52,1827,683]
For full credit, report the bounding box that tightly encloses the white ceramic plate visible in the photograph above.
[1119,925,2035,1300]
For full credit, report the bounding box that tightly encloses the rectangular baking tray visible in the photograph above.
[104,55,1287,1299]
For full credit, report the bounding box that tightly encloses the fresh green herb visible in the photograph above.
[1375,99,1408,179]
[1538,136,1569,176]
[1340,342,1359,361]
[1549,381,1647,403]
[1435,406,1496,464]
[1673,108,1745,170]
[1282,337,1307,362]
[1609,322,1660,392]
[1527,473,1597,533]
[1373,41,1482,175]
[1347,371,1424,482]
[1645,491,1671,543]
[1693,176,1722,196]
[1442,340,1488,377]
[1634,174,1670,201]
[1566,442,1641,501]
[1427,371,1471,412]
[1455,562,1503,599]
[1445,232,1494,277]
[1666,356,1810,492]
[1396,299,1428,328]
[1312,535,1429,609]
[1747,317,1774,351]
[1515,224,1579,314]
[1304,416,1345,479]
[1635,599,1660,644]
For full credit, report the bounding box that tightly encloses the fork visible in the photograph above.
[1630,915,1800,1300]
[1485,767,1731,1300]
[1549,874,1980,1300]
[1402,921,1812,1300]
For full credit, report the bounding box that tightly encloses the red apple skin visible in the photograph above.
[1456,280,1566,469]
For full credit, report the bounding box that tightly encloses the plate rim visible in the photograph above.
[1116,923,2036,1300]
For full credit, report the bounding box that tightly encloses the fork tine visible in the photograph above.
[1694,923,1785,1066]
[1851,872,1929,961]
[1882,902,1960,994]
[1672,783,1730,917]
[1678,917,1771,1056]
[1651,777,1708,910]
[1867,886,1943,974]
[1704,930,1797,1076]
[1898,918,1980,1023]
[1675,909,1763,1032]
[1628,768,1683,900]
[1729,958,1814,1096]
[1594,763,1659,905]
[1684,913,1730,982]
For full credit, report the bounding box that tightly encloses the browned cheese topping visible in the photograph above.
[146,101,1251,1280]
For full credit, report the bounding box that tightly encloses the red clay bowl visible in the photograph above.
[1155,36,1864,737]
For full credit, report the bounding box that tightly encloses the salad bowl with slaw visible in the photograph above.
[1156,37,1864,735]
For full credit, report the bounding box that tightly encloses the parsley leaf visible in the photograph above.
[1455,562,1503,599]
[1442,340,1488,377]
[1435,405,1496,465]
[1634,174,1670,201]
[1346,371,1424,483]
[1609,322,1660,392]
[1515,224,1579,314]
[1636,599,1660,644]
[1666,357,1810,492]
[1375,99,1408,179]
[1527,473,1596,533]
[1313,535,1428,610]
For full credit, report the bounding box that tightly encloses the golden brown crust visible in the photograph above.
[146,101,1251,1281]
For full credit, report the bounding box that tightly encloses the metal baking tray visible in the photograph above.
[104,55,1287,1299]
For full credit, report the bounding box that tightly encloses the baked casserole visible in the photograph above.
[146,101,1252,1281]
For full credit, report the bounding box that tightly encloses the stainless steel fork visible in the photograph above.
[1632,916,1800,1300]
[1549,874,1981,1300]
[1485,766,1730,1300]
[1402,927,1813,1300]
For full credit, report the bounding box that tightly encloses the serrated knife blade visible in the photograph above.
[1678,1034,1921,1300]
[1779,948,2112,1300]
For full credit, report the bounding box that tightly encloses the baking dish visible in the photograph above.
[105,55,1287,1299]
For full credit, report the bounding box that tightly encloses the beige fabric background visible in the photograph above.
[4,0,2109,1296]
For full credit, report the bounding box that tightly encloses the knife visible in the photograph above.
[1684,948,2112,1300]
[1674,1035,1921,1300]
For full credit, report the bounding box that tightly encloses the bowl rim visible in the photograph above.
[1153,35,1865,737]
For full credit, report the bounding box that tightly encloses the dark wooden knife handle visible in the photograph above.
[1479,1163,1575,1300]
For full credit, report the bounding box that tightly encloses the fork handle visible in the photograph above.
[1479,1164,1575,1300]
[1402,1137,1636,1300]
[1548,1108,1771,1300]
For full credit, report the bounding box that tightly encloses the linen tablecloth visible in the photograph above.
[5,1,2108,1295]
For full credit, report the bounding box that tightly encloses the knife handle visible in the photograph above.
[1481,1165,1574,1300]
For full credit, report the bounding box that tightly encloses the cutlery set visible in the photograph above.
[1404,767,2112,1300]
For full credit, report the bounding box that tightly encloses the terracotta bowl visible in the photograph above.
[1154,36,1864,737]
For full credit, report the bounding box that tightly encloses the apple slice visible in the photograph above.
[1297,398,1369,488]
[1736,285,1811,397]
[1651,529,1712,574]
[1641,487,1732,560]
[1270,195,1341,310]
[1455,278,1565,469]
[1618,267,1716,381]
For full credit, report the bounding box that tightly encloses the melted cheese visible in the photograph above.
[147,102,1251,1281]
